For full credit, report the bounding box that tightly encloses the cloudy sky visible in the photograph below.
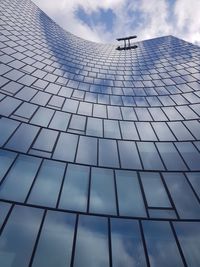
[32,0,200,45]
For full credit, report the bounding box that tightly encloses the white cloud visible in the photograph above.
[32,0,200,45]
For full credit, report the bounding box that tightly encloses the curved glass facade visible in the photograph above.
[0,0,200,266]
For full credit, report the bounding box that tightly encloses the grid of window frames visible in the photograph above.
[0,0,200,266]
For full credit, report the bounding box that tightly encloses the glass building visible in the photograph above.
[0,0,200,266]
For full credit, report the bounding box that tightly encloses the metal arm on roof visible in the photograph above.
[116,35,137,50]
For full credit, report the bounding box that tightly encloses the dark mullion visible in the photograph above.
[139,220,151,267]
[138,172,149,218]
[113,170,119,216]
[108,217,113,267]
[28,209,47,267]
[70,214,79,267]
[56,162,68,209]
[86,166,92,213]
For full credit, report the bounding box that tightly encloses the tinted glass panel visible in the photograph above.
[30,107,54,127]
[33,129,58,152]
[141,172,171,207]
[111,218,147,267]
[76,136,97,165]
[174,222,200,267]
[90,168,117,215]
[99,139,119,168]
[156,143,187,171]
[28,160,65,208]
[116,170,146,217]
[142,221,184,267]
[53,133,78,162]
[32,210,75,267]
[0,155,41,202]
[86,117,103,137]
[164,173,200,219]
[74,215,109,267]
[137,142,165,170]
[186,172,200,198]
[59,164,89,212]
[0,205,43,267]
[0,150,17,182]
[0,202,12,229]
[0,118,20,146]
[176,142,200,170]
[118,141,142,169]
[5,123,40,153]
[49,111,70,131]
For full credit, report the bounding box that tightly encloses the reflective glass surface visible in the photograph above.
[32,210,76,267]
[59,164,89,212]
[142,221,184,267]
[89,168,117,215]
[73,215,110,267]
[111,218,147,267]
[0,0,200,265]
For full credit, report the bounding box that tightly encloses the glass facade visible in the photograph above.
[0,0,200,266]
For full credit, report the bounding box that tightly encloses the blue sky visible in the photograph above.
[33,0,200,45]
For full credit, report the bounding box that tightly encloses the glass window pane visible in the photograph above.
[30,107,54,127]
[116,170,146,217]
[156,143,187,171]
[0,155,42,202]
[111,218,147,267]
[174,222,200,267]
[104,120,121,139]
[86,117,103,137]
[119,121,139,140]
[168,122,194,141]
[137,142,165,170]
[76,136,97,165]
[69,115,86,132]
[136,122,157,141]
[118,141,142,169]
[73,215,110,267]
[0,205,43,267]
[99,139,119,168]
[0,118,20,146]
[28,160,65,208]
[5,123,40,153]
[152,122,176,141]
[0,96,21,116]
[90,168,117,215]
[175,142,200,171]
[32,210,76,267]
[149,209,177,219]
[186,172,200,198]
[164,173,200,219]
[0,202,12,229]
[49,111,70,131]
[142,221,184,267]
[59,164,89,212]
[14,103,37,119]
[33,129,58,152]
[0,150,17,182]
[141,172,171,207]
[53,133,78,162]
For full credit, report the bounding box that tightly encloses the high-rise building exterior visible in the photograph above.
[0,0,200,266]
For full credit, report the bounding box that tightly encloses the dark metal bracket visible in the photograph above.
[116,35,137,50]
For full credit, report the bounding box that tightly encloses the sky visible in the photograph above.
[32,0,200,45]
